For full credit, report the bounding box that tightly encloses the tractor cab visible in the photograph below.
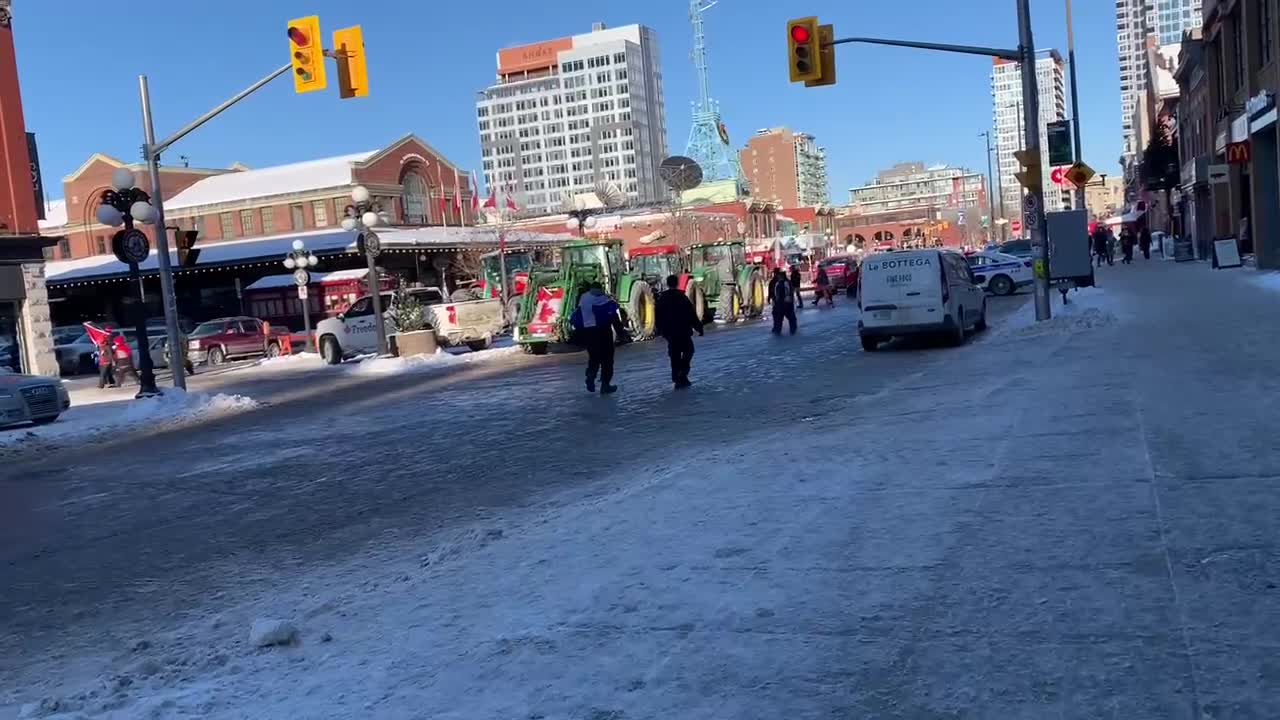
[479,250,535,299]
[562,239,626,291]
[629,244,685,289]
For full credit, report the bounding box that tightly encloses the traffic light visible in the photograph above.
[805,24,837,87]
[333,25,368,99]
[1013,149,1042,192]
[288,16,327,94]
[787,17,822,83]
[176,229,200,268]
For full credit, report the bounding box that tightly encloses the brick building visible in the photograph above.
[512,198,786,253]
[0,0,58,375]
[739,127,829,208]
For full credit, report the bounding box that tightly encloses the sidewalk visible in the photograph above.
[8,261,1280,718]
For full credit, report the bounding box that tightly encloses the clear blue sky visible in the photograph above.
[13,0,1122,205]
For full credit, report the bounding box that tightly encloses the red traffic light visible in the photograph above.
[790,24,811,44]
[288,26,310,46]
[1050,167,1066,185]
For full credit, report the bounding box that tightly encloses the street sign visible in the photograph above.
[1011,219,1023,234]
[293,268,311,286]
[1064,161,1095,189]
[297,285,309,300]
[1208,164,1230,184]
[112,228,151,265]
[1046,120,1073,166]
[1050,166,1067,186]
[360,230,381,257]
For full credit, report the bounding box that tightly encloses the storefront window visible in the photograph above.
[0,302,22,372]
[402,172,428,224]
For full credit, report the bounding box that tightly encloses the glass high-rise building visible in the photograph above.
[1116,0,1202,161]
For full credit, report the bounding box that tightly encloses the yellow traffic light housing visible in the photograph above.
[333,25,369,99]
[787,17,822,83]
[1013,148,1042,192]
[288,16,327,94]
[805,24,837,87]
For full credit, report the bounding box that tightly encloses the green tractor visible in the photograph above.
[513,238,656,355]
[687,240,767,323]
[628,243,709,321]
[478,249,536,322]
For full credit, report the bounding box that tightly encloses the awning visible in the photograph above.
[244,268,369,291]
[47,229,358,286]
[1104,209,1146,226]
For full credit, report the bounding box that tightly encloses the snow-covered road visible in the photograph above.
[7,262,1280,717]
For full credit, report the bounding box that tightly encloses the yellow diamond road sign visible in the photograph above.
[1065,161,1095,188]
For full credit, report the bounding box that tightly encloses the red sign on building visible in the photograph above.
[1226,141,1252,165]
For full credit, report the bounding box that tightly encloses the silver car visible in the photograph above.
[0,371,71,427]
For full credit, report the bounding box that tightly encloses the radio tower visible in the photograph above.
[684,0,745,192]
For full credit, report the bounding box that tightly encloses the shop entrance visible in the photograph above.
[1,300,24,373]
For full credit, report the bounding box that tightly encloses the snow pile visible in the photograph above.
[991,287,1121,341]
[350,345,521,377]
[253,352,322,370]
[1246,270,1280,295]
[0,388,259,453]
[248,619,298,647]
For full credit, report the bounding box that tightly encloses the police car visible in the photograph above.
[964,250,1034,296]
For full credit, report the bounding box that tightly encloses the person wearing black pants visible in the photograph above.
[654,274,704,388]
[769,269,798,335]
[584,325,616,393]
[573,282,627,394]
[789,266,804,310]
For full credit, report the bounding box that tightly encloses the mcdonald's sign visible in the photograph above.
[1227,141,1252,165]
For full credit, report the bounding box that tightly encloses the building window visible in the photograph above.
[240,209,254,235]
[219,212,235,238]
[402,172,428,223]
[261,207,274,234]
[95,235,106,255]
[312,200,329,227]
[290,204,305,230]
[1260,0,1274,66]
[58,238,70,258]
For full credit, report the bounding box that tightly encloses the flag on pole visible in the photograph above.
[470,171,481,214]
[483,189,497,209]
[436,164,449,228]
[504,181,519,212]
[453,167,463,216]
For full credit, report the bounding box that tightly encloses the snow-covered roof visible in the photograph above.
[373,226,571,250]
[164,152,375,211]
[244,268,369,291]
[38,199,67,230]
[47,228,358,284]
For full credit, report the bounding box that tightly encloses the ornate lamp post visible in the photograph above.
[564,211,598,237]
[96,167,162,397]
[282,239,319,353]
[341,185,390,356]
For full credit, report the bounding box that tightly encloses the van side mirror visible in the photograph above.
[337,313,345,321]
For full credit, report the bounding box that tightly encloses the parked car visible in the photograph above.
[857,249,987,351]
[187,317,289,366]
[315,286,505,364]
[997,239,1033,259]
[54,327,98,375]
[964,251,1034,296]
[0,371,70,427]
[817,254,860,296]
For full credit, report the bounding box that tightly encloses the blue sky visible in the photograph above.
[14,0,1122,205]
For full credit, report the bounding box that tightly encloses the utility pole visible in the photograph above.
[1065,0,1087,211]
[1017,0,1052,321]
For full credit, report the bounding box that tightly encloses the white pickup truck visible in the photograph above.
[315,287,504,364]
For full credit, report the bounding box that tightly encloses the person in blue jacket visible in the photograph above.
[570,282,627,394]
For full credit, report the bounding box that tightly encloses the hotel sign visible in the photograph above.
[497,37,573,74]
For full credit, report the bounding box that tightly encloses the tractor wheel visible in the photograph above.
[627,280,656,339]
[745,271,766,318]
[686,284,707,323]
[720,286,742,323]
[524,342,548,355]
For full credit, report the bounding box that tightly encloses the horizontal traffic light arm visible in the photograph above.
[826,35,1020,61]
[150,62,294,158]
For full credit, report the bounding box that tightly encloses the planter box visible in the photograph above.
[394,329,437,357]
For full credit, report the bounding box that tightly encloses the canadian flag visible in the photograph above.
[452,167,463,213]
[504,182,519,211]
[470,171,481,213]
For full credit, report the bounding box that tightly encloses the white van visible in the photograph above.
[857,249,987,351]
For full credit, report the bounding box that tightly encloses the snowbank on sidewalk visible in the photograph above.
[0,388,259,453]
[253,352,323,370]
[990,286,1122,341]
[350,346,522,377]
[1246,270,1280,295]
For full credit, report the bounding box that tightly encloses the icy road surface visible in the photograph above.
[7,263,1280,717]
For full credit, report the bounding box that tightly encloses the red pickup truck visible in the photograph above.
[187,316,290,366]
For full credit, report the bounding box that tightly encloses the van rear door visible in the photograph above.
[860,252,943,327]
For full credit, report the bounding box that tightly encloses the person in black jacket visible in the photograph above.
[788,265,804,310]
[654,275,704,388]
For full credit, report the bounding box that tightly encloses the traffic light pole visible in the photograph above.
[825,0,1049,320]
[138,62,293,390]
[1065,0,1087,212]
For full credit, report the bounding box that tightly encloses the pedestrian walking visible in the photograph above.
[789,265,804,311]
[111,332,139,385]
[769,269,798,335]
[1139,226,1152,260]
[1120,227,1136,264]
[1106,228,1118,265]
[813,266,834,307]
[1091,225,1110,268]
[570,282,627,395]
[95,332,117,389]
[654,274,703,389]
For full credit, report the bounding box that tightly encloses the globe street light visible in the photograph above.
[283,240,320,353]
[97,177,162,397]
[345,185,389,355]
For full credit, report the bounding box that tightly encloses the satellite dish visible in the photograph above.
[659,155,703,192]
[592,180,626,208]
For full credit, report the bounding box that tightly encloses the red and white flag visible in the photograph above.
[470,171,481,213]
[504,181,519,212]
[452,167,463,214]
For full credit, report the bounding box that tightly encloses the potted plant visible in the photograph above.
[391,284,437,357]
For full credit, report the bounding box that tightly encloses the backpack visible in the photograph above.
[774,279,792,304]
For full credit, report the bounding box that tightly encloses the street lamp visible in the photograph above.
[564,212,598,236]
[282,239,320,353]
[97,167,162,398]
[343,185,388,355]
